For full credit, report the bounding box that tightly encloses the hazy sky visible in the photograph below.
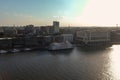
[0,0,120,26]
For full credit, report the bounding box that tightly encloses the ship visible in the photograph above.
[48,41,73,51]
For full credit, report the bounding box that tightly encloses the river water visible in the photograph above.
[0,45,120,80]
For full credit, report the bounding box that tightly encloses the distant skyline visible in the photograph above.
[0,0,120,26]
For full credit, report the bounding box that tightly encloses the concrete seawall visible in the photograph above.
[0,37,45,50]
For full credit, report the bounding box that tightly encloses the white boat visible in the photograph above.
[0,50,8,54]
[48,41,73,50]
[24,48,32,51]
[11,49,20,53]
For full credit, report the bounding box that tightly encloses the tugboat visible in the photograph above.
[48,41,73,51]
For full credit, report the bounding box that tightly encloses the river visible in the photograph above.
[0,45,120,80]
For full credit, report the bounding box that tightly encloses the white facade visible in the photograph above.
[53,21,59,33]
[62,34,73,42]
[90,31,110,42]
[76,30,110,43]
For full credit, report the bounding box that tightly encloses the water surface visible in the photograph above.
[0,45,120,80]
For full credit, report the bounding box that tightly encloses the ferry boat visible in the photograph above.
[48,41,73,51]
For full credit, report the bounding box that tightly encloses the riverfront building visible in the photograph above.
[53,21,59,33]
[61,34,74,43]
[75,30,111,47]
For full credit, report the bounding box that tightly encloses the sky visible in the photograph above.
[0,0,120,26]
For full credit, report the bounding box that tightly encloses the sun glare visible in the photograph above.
[74,0,120,26]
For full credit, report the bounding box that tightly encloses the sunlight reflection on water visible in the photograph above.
[109,45,120,80]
